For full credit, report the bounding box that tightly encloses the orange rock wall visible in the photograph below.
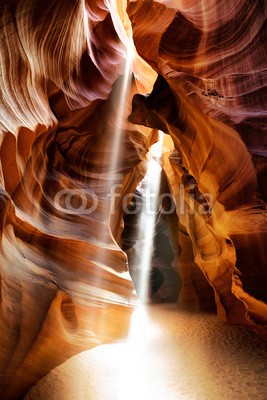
[0,0,266,398]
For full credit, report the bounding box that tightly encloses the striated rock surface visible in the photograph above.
[0,0,266,398]
[127,0,267,324]
[0,0,155,398]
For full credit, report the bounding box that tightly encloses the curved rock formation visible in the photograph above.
[0,0,266,398]
[127,0,267,324]
[0,1,151,398]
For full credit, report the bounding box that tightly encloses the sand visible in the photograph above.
[24,305,267,400]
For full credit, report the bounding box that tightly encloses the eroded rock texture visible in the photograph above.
[0,0,266,398]
[0,1,153,398]
[127,0,267,323]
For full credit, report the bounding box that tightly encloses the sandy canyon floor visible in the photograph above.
[24,305,267,400]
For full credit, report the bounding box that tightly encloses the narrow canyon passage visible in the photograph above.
[0,1,266,399]
[24,304,266,400]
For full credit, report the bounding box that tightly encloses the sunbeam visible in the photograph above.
[134,131,164,303]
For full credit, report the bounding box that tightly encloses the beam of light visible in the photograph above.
[102,133,164,397]
[109,42,134,180]
[100,41,134,244]
[118,306,150,400]
[117,305,164,400]
[86,32,136,330]
[135,131,164,303]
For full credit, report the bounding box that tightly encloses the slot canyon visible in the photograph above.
[0,0,266,399]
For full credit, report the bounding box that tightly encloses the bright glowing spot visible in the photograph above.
[127,306,148,344]
[150,136,164,158]
[118,306,149,400]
